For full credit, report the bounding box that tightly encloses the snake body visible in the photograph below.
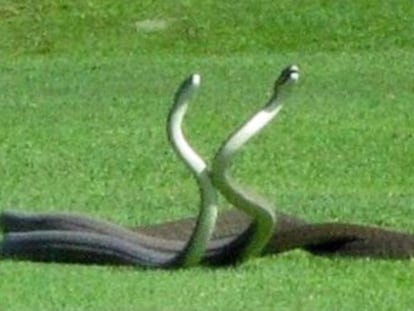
[210,65,299,260]
[3,208,414,266]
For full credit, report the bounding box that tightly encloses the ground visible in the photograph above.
[0,1,413,310]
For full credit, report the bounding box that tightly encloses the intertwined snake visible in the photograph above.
[1,65,413,268]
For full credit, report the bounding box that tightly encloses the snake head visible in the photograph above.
[274,65,300,90]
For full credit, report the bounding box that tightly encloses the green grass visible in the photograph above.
[1,0,414,310]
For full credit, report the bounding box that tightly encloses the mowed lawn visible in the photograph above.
[0,1,413,310]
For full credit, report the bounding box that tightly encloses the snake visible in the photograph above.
[0,73,220,268]
[2,65,414,267]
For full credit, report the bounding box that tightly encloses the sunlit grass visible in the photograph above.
[0,1,413,310]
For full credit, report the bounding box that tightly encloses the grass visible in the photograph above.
[0,0,413,310]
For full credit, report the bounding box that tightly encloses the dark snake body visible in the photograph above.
[2,209,414,266]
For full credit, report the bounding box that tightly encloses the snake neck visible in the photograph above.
[212,107,284,260]
[166,76,218,267]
